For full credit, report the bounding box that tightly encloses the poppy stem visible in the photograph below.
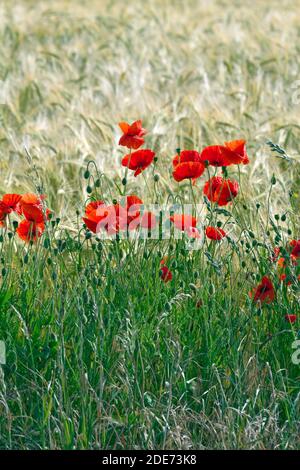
[189,179,196,217]
[122,149,132,196]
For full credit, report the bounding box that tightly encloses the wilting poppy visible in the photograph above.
[16,219,45,242]
[172,150,205,183]
[285,314,297,324]
[160,265,173,282]
[205,226,227,240]
[118,120,146,149]
[250,276,275,304]
[121,149,155,177]
[203,176,239,206]
[200,140,249,167]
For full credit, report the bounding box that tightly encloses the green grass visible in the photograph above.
[0,0,300,450]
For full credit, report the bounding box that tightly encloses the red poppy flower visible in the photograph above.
[203,176,239,206]
[271,246,281,262]
[160,265,173,282]
[83,205,120,234]
[19,193,50,223]
[85,200,105,216]
[0,201,11,226]
[200,140,249,167]
[170,214,197,231]
[250,276,275,304]
[140,211,157,230]
[121,149,155,177]
[172,150,205,183]
[285,314,297,324]
[290,240,300,259]
[1,193,22,212]
[205,226,227,240]
[279,274,292,286]
[16,219,45,242]
[83,195,143,234]
[118,120,146,149]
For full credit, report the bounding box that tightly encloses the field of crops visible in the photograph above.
[0,0,300,450]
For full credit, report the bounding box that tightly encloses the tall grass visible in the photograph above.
[0,0,300,449]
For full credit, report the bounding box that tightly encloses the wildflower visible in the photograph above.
[170,214,197,231]
[200,140,249,167]
[19,193,50,223]
[205,226,227,240]
[85,200,105,216]
[1,193,22,212]
[290,239,300,259]
[16,219,45,242]
[121,149,155,176]
[160,265,173,282]
[203,176,239,206]
[285,314,297,324]
[250,276,275,304]
[118,120,146,149]
[170,214,200,238]
[172,150,205,183]
[83,195,143,234]
[0,194,22,226]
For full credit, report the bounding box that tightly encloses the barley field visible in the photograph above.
[0,0,300,450]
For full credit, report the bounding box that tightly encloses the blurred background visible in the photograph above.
[0,0,299,221]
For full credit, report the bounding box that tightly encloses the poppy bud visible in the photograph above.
[271,175,276,185]
[176,148,181,155]
[154,174,160,182]
[154,157,158,163]
[44,238,50,249]
[76,209,80,216]
[85,231,92,240]
[56,218,60,225]
[95,179,101,188]
[122,178,127,186]
[86,185,93,194]
[222,166,228,177]
[47,258,52,265]
[281,214,286,222]
[12,220,18,230]
[84,170,90,179]
[288,229,292,235]
[209,283,215,295]
[8,232,13,239]
[112,199,118,205]
[274,214,279,221]
[0,235,3,243]
[256,203,260,209]
[217,221,222,228]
